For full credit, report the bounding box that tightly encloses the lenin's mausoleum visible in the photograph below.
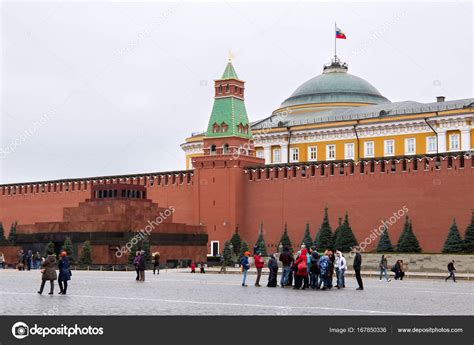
[1,56,473,264]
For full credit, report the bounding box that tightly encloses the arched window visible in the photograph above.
[226,84,230,93]
[212,123,220,133]
[210,144,217,155]
[221,122,228,133]
[223,144,229,154]
[218,85,222,94]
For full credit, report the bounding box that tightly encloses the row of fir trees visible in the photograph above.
[222,209,474,263]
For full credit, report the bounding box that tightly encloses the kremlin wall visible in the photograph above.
[1,57,473,263]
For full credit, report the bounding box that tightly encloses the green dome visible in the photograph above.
[281,62,390,107]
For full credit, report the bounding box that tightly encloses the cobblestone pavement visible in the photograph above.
[0,270,472,315]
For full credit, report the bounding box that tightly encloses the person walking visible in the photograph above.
[152,252,160,275]
[267,254,278,287]
[293,248,309,290]
[240,251,251,287]
[17,250,25,271]
[199,262,205,274]
[34,251,42,269]
[279,246,293,288]
[138,250,146,281]
[336,251,347,289]
[352,247,364,290]
[190,262,196,273]
[398,260,405,280]
[379,255,391,282]
[445,260,456,283]
[26,250,33,271]
[58,251,71,295]
[309,250,320,289]
[318,251,330,290]
[38,252,57,295]
[253,252,264,287]
[133,251,141,281]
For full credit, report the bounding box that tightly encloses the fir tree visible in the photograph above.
[229,225,242,256]
[61,237,75,264]
[141,237,151,264]
[0,222,5,241]
[442,219,463,253]
[255,224,268,256]
[127,238,140,264]
[78,241,93,265]
[44,241,55,257]
[463,210,474,253]
[8,221,17,243]
[222,241,233,266]
[279,223,293,252]
[239,241,250,259]
[315,207,334,250]
[376,225,394,252]
[397,217,422,253]
[335,213,358,252]
[301,222,313,250]
[333,217,343,245]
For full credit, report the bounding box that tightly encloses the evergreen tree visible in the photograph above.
[229,225,242,256]
[279,223,293,252]
[463,210,474,253]
[8,221,17,243]
[397,217,422,253]
[301,222,312,250]
[239,241,250,259]
[222,241,233,266]
[141,237,151,264]
[0,222,5,241]
[315,207,334,250]
[376,225,394,252]
[255,224,268,256]
[127,238,140,264]
[44,241,55,257]
[333,217,343,245]
[335,213,358,252]
[442,219,463,253]
[61,237,75,264]
[78,241,93,265]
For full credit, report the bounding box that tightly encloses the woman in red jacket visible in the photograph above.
[293,249,309,290]
[253,252,265,287]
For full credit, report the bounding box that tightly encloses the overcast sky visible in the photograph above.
[0,0,472,184]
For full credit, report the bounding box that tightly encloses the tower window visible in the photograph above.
[223,144,229,154]
[226,84,230,93]
[218,85,222,94]
[212,123,220,133]
[210,145,217,155]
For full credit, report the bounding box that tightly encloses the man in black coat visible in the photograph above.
[445,260,456,283]
[352,247,363,290]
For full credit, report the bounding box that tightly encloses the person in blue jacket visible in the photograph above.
[58,251,72,295]
[240,251,251,287]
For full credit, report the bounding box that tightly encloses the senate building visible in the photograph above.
[0,54,473,264]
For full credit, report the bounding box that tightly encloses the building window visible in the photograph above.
[273,149,281,163]
[210,145,217,155]
[308,146,317,161]
[405,138,416,155]
[256,150,264,159]
[326,144,336,160]
[449,134,460,151]
[344,143,354,159]
[426,136,437,153]
[364,141,374,158]
[384,139,394,156]
[290,148,299,162]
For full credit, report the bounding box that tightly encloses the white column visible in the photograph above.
[461,128,471,151]
[263,145,272,164]
[280,143,289,163]
[437,130,447,153]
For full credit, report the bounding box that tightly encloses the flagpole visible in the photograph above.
[334,22,337,61]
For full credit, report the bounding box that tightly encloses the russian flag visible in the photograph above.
[336,26,346,39]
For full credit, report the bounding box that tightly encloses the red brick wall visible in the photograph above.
[240,157,474,253]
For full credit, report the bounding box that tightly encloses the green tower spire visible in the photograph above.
[205,60,252,139]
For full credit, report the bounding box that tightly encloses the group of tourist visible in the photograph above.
[36,251,72,295]
[3,249,44,270]
[239,246,365,290]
